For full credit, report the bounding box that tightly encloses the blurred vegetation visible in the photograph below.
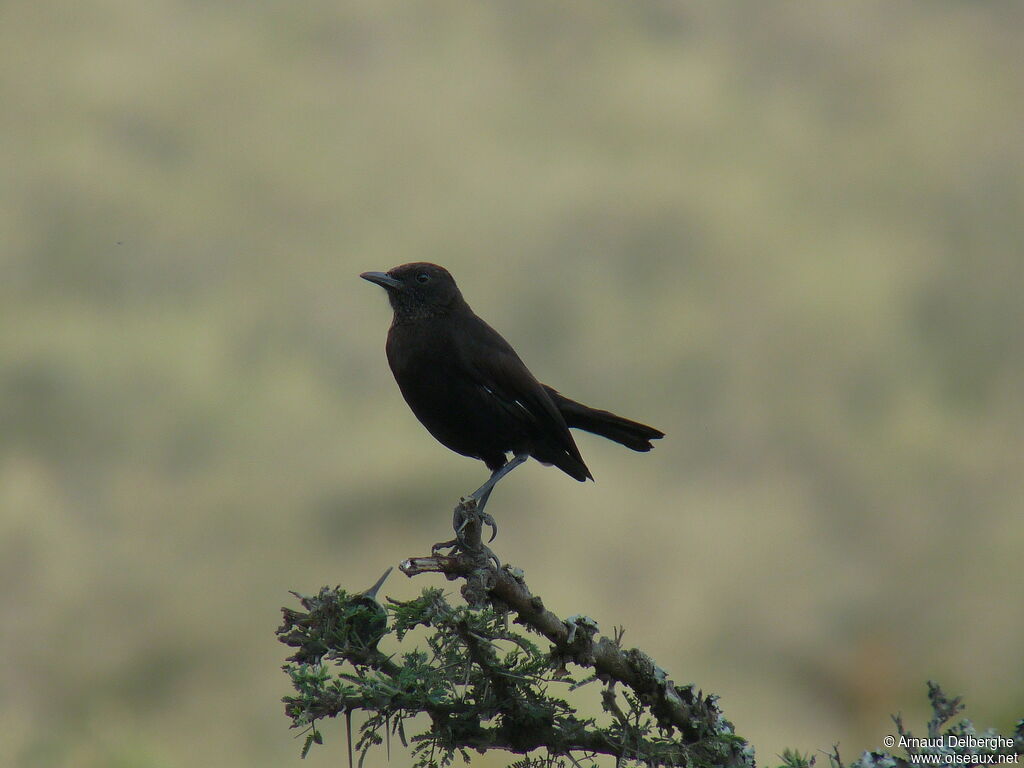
[1,2,1022,767]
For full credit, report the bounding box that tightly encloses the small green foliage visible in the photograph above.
[778,748,815,768]
[389,587,448,639]
[508,757,573,768]
[299,725,322,759]
[279,586,390,664]
[278,584,742,767]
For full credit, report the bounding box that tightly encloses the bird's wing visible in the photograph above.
[455,313,584,461]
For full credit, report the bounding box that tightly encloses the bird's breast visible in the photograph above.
[383,320,521,460]
[386,322,464,418]
[385,320,457,383]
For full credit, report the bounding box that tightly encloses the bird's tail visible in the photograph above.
[544,386,664,452]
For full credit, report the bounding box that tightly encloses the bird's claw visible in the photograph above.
[479,512,498,543]
[480,544,501,570]
[430,536,501,569]
[431,538,460,556]
[430,498,501,568]
[454,497,498,543]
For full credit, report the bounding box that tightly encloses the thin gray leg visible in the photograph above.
[454,453,528,543]
[470,453,528,512]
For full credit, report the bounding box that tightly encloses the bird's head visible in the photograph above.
[360,262,466,319]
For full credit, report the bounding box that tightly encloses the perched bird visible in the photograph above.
[361,263,663,533]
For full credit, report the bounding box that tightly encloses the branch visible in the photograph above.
[401,508,743,757]
[279,500,752,767]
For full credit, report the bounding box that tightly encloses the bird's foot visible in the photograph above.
[457,498,498,543]
[431,537,460,556]
[479,512,498,542]
[478,544,501,570]
[431,498,501,568]
[429,536,501,569]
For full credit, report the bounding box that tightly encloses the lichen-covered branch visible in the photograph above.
[277,501,753,767]
[399,548,746,756]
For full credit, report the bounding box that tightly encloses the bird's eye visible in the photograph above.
[416,272,430,283]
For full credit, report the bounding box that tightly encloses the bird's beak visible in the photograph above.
[360,271,403,290]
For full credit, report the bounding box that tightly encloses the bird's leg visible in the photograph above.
[433,453,528,561]
[470,453,529,505]
[466,486,495,539]
[431,502,485,555]
[460,453,528,542]
[432,499,501,569]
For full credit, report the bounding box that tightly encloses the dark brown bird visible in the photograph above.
[361,262,663,530]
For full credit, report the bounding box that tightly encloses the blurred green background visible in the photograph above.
[2,2,1022,766]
